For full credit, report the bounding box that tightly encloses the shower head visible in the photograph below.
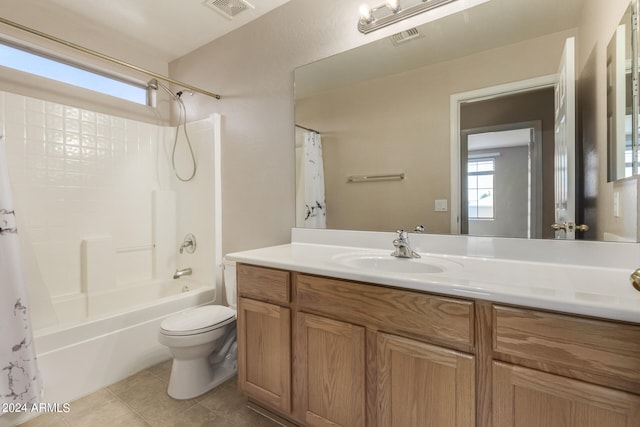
[151,79,198,182]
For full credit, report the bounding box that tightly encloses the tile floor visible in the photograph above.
[18,360,282,427]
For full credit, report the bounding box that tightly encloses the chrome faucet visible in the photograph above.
[173,267,192,279]
[391,230,421,259]
[179,234,196,254]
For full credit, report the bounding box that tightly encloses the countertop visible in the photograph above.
[227,240,640,324]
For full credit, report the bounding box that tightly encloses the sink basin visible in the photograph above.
[334,253,449,274]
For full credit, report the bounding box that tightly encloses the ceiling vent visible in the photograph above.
[203,0,255,19]
[390,27,421,45]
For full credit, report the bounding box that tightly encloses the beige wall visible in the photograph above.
[169,0,637,251]
[169,0,469,253]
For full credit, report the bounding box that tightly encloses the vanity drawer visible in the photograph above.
[296,274,474,349]
[493,305,640,391]
[237,264,291,305]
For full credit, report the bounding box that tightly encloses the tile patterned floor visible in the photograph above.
[18,360,282,427]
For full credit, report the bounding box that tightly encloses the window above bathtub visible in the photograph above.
[0,40,149,105]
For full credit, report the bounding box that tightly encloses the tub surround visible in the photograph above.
[231,229,640,427]
[226,228,640,323]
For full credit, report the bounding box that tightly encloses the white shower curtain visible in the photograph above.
[301,132,326,228]
[0,136,42,408]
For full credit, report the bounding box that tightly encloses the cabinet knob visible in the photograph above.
[630,268,640,292]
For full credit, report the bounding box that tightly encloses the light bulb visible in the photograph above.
[359,4,373,23]
[385,0,400,13]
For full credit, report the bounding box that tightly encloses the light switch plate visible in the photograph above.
[435,199,448,212]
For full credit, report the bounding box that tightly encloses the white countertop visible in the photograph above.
[226,230,640,324]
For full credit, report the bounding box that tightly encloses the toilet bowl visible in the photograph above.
[158,258,238,399]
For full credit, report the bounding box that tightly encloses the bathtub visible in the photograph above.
[34,280,215,405]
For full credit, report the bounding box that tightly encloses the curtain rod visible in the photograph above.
[295,124,320,133]
[0,16,221,100]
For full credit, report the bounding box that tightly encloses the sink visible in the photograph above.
[334,253,451,274]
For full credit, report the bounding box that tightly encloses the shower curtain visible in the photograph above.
[301,132,326,228]
[0,135,42,408]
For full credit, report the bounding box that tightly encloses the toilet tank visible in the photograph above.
[222,257,237,310]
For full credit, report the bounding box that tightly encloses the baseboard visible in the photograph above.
[247,400,299,427]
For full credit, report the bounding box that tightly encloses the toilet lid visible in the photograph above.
[160,305,236,335]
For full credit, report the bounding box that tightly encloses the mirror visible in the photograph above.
[295,0,634,241]
[607,1,637,181]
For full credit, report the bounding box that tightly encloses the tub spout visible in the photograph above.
[173,267,192,279]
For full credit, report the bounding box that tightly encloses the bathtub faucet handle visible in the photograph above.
[179,233,196,254]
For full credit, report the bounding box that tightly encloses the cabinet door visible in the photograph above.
[493,362,640,427]
[377,332,475,427]
[237,297,291,414]
[297,312,366,427]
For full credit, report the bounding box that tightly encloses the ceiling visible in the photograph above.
[0,0,291,62]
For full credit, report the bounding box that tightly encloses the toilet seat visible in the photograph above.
[160,306,236,337]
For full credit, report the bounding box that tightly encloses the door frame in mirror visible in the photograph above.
[460,121,543,239]
[450,74,558,234]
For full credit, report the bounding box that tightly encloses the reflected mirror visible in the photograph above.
[295,0,636,241]
[607,1,638,181]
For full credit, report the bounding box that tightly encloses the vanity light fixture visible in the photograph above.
[358,0,457,34]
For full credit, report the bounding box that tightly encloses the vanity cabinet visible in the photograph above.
[294,273,476,427]
[296,312,366,427]
[491,305,640,427]
[237,264,292,415]
[236,263,640,427]
[376,332,475,427]
[493,362,640,427]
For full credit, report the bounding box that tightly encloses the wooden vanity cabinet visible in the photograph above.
[376,332,475,427]
[237,264,292,415]
[491,305,640,427]
[296,312,367,427]
[493,362,640,427]
[295,273,476,427]
[236,263,640,427]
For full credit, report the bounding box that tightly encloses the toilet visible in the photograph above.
[158,258,238,399]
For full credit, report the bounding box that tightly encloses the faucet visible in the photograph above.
[391,230,421,259]
[179,233,196,254]
[173,267,192,279]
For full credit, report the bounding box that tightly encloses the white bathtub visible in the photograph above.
[34,280,215,405]
[2,280,215,426]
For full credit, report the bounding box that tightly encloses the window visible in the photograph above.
[0,42,148,105]
[468,158,495,219]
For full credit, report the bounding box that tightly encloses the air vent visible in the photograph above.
[390,27,421,45]
[203,0,255,19]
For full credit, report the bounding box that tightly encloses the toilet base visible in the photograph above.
[167,357,237,400]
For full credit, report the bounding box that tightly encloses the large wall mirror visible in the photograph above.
[295,0,637,242]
